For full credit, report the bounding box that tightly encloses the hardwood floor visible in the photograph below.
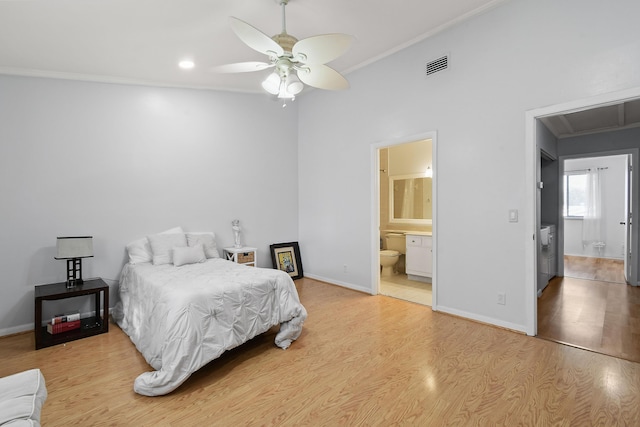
[2,277,640,425]
[564,255,626,283]
[538,256,640,364]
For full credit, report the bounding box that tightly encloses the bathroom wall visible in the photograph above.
[380,148,390,232]
[380,139,433,234]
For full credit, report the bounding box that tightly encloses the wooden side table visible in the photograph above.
[34,278,109,350]
[223,246,257,267]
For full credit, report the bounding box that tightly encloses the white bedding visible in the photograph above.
[112,258,307,396]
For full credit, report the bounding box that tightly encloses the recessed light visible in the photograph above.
[179,60,195,70]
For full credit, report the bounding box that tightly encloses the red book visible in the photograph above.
[47,319,81,334]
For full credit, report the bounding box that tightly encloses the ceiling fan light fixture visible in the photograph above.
[286,73,303,95]
[217,0,353,100]
[277,89,295,100]
[262,72,281,95]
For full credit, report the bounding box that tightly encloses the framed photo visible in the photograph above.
[270,242,303,280]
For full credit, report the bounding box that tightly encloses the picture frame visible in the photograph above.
[270,242,303,280]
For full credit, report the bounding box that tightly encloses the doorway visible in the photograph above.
[371,131,437,309]
[561,154,629,283]
[525,87,640,336]
[536,152,640,362]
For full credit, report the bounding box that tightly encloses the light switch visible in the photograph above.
[509,209,518,222]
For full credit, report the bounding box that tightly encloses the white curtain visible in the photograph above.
[582,169,604,250]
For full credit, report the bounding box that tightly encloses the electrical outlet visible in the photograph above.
[497,292,506,305]
[343,264,348,273]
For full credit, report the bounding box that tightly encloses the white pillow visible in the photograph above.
[126,238,152,264]
[0,368,47,425]
[173,244,206,267]
[147,232,187,265]
[186,232,220,258]
[126,227,183,264]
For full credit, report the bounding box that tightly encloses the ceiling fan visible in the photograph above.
[212,0,354,102]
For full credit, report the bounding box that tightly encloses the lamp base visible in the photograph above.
[65,258,84,288]
[65,278,84,289]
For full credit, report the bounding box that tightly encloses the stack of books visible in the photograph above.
[46,311,80,334]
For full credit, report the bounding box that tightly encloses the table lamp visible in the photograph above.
[55,236,93,288]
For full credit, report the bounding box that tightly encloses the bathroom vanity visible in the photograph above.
[405,233,432,280]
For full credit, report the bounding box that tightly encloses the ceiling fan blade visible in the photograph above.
[211,61,273,73]
[297,64,349,91]
[292,34,354,65]
[229,17,284,58]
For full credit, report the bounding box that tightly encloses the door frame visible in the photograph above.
[370,131,438,309]
[525,86,640,336]
[557,152,635,281]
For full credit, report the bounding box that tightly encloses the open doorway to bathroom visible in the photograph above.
[377,139,433,306]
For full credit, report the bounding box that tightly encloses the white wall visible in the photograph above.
[298,0,640,331]
[563,155,628,259]
[0,75,298,334]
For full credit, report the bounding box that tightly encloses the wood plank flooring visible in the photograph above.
[564,255,626,283]
[2,277,640,425]
[538,256,640,364]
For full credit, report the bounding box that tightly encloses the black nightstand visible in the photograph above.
[34,278,109,350]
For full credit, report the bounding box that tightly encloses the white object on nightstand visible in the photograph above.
[223,246,257,267]
[231,219,242,248]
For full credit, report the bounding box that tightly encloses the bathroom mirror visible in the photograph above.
[390,174,432,224]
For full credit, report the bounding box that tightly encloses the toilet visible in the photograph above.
[380,233,406,277]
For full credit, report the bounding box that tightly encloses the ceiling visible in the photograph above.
[0,0,506,93]
[540,99,640,139]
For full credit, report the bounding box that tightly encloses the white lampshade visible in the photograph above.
[55,236,93,259]
[286,73,303,95]
[261,72,281,95]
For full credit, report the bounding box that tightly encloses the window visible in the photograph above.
[563,172,587,217]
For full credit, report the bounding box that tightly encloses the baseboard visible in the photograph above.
[0,323,33,337]
[435,305,527,335]
[407,274,432,283]
[303,273,373,295]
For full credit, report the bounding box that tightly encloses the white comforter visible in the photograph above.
[112,258,307,396]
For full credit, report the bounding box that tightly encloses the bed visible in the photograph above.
[112,229,307,396]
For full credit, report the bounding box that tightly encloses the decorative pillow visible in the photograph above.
[0,368,47,425]
[126,238,152,264]
[147,232,187,265]
[173,244,206,267]
[186,232,220,258]
[126,227,183,264]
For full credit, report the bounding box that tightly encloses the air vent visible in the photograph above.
[426,55,448,76]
